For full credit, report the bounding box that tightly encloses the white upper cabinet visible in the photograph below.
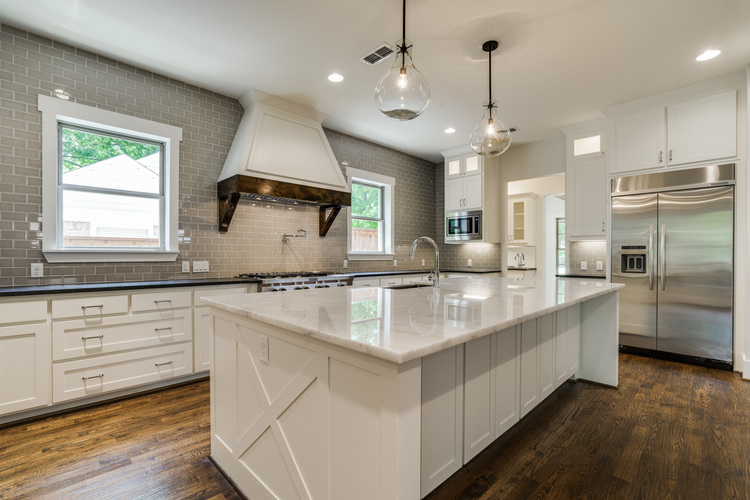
[607,89,737,175]
[446,153,481,179]
[507,194,536,246]
[561,120,608,240]
[667,90,737,166]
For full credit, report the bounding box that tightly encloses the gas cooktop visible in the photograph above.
[236,271,328,280]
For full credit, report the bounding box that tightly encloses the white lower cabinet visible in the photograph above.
[0,300,50,415]
[422,308,577,496]
[0,282,255,420]
[421,345,463,498]
[52,343,192,403]
[193,286,251,372]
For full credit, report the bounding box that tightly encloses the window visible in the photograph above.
[39,95,182,262]
[556,217,566,274]
[347,167,395,260]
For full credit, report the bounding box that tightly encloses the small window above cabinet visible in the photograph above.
[507,194,536,246]
[566,130,605,163]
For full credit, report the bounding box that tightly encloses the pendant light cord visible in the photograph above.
[400,0,407,70]
[488,46,492,105]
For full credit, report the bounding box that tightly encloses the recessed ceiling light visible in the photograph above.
[696,49,721,61]
[328,73,344,83]
[444,127,456,134]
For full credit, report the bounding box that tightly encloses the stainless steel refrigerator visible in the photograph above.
[610,164,734,367]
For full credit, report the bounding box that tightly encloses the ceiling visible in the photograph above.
[1,0,749,163]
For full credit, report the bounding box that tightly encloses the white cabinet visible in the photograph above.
[608,89,737,174]
[421,345,464,497]
[519,313,557,418]
[445,174,483,211]
[566,157,607,239]
[561,121,608,241]
[193,286,251,372]
[0,301,50,416]
[445,153,481,179]
[442,147,502,244]
[555,304,581,388]
[507,194,536,246]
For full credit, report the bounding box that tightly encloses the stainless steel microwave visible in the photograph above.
[446,210,482,242]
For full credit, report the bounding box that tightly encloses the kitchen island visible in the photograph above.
[204,276,622,499]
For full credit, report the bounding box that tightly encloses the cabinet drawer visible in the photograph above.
[131,290,192,312]
[193,286,248,303]
[0,300,47,324]
[52,295,128,319]
[52,343,192,403]
[52,309,192,361]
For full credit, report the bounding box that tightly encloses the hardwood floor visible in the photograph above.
[426,353,750,500]
[0,379,240,500]
[1,354,748,499]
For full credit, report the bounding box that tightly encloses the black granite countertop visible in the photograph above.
[507,266,537,271]
[0,269,505,297]
[0,277,261,297]
[556,274,607,280]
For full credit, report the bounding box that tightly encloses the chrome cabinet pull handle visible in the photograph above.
[659,151,663,164]
[154,327,173,332]
[155,361,173,367]
[81,304,103,310]
[669,149,673,162]
[153,299,172,304]
[81,334,104,341]
[82,373,104,381]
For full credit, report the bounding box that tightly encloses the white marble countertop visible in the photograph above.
[203,276,623,364]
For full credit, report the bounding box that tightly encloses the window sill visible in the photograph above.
[347,253,396,262]
[43,250,180,263]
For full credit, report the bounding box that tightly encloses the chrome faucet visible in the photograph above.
[409,236,439,288]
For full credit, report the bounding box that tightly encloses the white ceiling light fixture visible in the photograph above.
[328,73,344,82]
[444,127,456,134]
[696,49,721,61]
[469,40,512,157]
[374,0,430,120]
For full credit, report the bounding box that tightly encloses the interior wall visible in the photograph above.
[0,24,440,286]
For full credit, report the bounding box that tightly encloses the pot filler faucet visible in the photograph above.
[409,236,440,288]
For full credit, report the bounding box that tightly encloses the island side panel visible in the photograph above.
[210,308,422,500]
[578,290,619,387]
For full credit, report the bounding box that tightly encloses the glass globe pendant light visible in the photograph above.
[374,0,430,120]
[469,40,512,156]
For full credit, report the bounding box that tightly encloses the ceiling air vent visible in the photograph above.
[361,43,395,65]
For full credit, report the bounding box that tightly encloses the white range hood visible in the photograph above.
[217,89,351,234]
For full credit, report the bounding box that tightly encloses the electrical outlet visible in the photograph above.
[468,259,472,267]
[30,263,43,277]
[421,259,425,266]
[343,259,348,269]
[393,259,397,267]
[596,261,603,271]
[193,261,209,272]
[580,260,588,270]
[259,334,269,364]
[182,261,190,273]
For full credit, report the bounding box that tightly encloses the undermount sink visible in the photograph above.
[382,283,432,290]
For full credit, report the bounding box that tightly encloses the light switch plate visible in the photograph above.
[393,259,397,267]
[596,261,603,271]
[182,261,190,273]
[193,261,209,272]
[580,260,588,270]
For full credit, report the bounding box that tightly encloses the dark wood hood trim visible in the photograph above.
[217,174,351,235]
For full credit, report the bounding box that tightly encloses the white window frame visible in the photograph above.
[346,167,395,261]
[38,94,182,263]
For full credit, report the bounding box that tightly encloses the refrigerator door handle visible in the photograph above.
[660,223,666,291]
[648,224,655,291]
